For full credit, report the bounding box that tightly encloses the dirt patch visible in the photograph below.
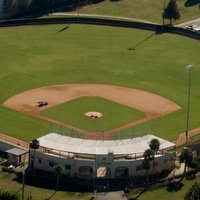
[3,84,181,139]
[85,111,102,118]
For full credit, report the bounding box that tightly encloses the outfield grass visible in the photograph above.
[71,0,200,24]
[42,96,145,131]
[0,24,199,141]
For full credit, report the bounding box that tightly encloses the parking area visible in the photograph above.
[184,24,200,32]
[176,18,200,33]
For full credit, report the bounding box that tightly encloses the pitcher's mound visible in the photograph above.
[85,111,102,119]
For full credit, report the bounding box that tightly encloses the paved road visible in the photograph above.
[175,17,200,27]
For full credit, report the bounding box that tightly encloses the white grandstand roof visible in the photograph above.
[37,133,175,155]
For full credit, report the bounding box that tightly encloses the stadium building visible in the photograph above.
[30,133,175,179]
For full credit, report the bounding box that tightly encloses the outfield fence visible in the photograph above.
[0,16,199,40]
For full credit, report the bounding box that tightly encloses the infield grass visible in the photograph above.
[0,24,199,141]
[42,96,145,131]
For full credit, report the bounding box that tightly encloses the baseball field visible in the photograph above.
[0,24,200,141]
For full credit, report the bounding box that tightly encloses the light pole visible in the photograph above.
[185,64,193,144]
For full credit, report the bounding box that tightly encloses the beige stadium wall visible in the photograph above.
[31,150,175,179]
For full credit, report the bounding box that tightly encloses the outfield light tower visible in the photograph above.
[185,64,193,144]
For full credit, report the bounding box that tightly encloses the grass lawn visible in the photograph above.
[42,96,145,131]
[0,24,199,141]
[69,0,200,24]
[0,168,199,200]
[0,170,93,200]
[127,176,200,200]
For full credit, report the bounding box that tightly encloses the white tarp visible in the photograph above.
[38,133,175,155]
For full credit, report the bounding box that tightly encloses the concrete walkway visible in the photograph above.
[168,162,185,178]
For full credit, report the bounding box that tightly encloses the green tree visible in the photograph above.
[143,148,154,160]
[29,139,39,175]
[149,138,160,183]
[0,190,20,200]
[162,0,180,25]
[54,164,64,191]
[184,182,200,200]
[2,0,16,17]
[179,147,193,182]
[149,138,160,154]
[142,149,154,187]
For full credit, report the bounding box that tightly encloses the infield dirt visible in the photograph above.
[3,84,181,139]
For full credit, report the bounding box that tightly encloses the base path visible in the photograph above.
[3,84,180,139]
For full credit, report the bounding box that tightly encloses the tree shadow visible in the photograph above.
[15,186,23,194]
[127,31,157,52]
[184,0,200,7]
[44,191,57,200]
[57,26,69,33]
[166,181,184,192]
[134,188,146,200]
[127,188,146,200]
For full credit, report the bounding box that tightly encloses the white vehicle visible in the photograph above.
[36,100,48,107]
[184,24,197,30]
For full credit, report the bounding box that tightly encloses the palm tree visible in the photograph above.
[149,138,160,183]
[143,149,154,161]
[179,147,193,182]
[149,138,160,154]
[29,139,39,175]
[142,149,154,187]
[54,164,64,191]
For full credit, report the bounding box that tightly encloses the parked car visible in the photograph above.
[184,24,197,30]
[36,101,48,107]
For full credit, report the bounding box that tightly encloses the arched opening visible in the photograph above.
[115,167,129,178]
[78,166,93,177]
[97,167,111,178]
